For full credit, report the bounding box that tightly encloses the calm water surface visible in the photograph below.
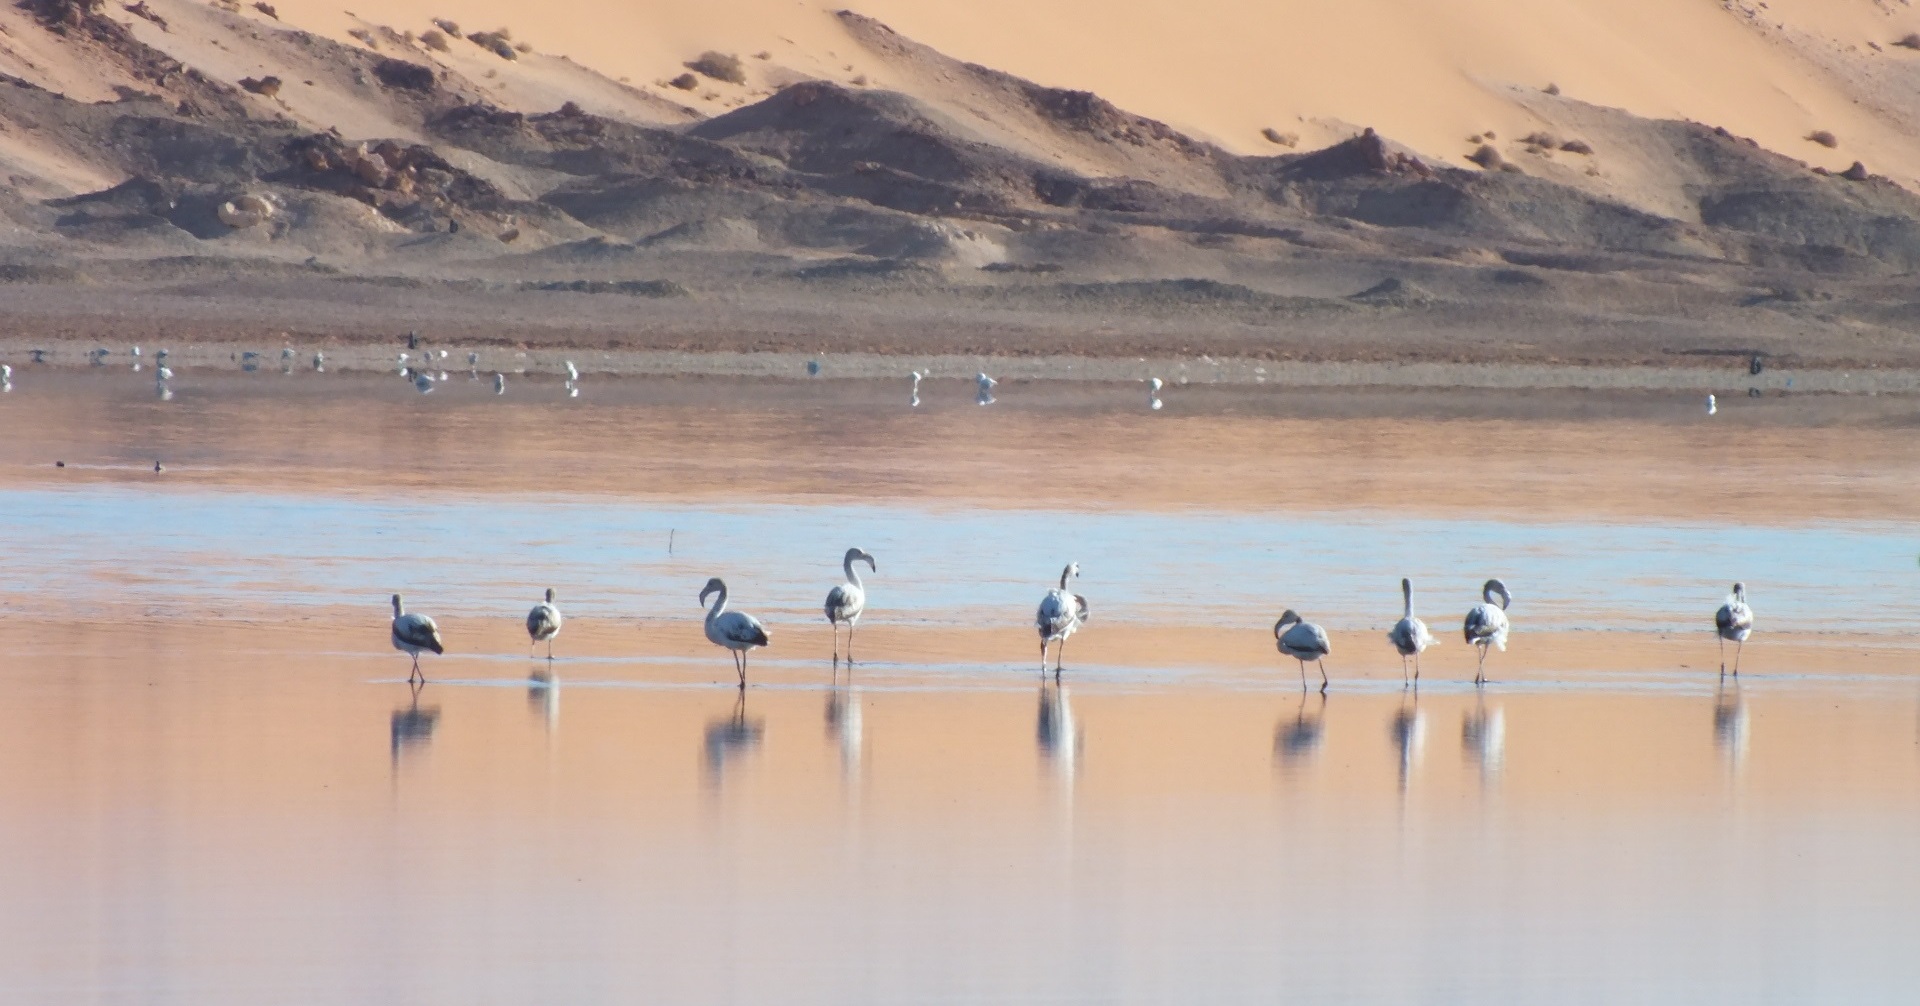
[0,374,1916,1003]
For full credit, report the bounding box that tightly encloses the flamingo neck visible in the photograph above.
[1403,585,1413,619]
[705,587,729,623]
[844,554,864,592]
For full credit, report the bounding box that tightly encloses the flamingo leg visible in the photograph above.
[1400,654,1409,688]
[1475,644,1487,686]
[1297,659,1307,691]
[546,638,554,661]
[1057,635,1069,675]
[1718,636,1726,677]
[1414,653,1422,686]
[1318,659,1328,693]
[831,622,840,666]
[1040,640,1050,676]
[1733,639,1743,677]
[847,623,857,666]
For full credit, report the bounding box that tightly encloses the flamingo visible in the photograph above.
[701,577,770,688]
[526,587,563,660]
[1715,582,1754,676]
[390,593,445,683]
[824,547,877,665]
[1386,578,1436,686]
[1274,610,1332,692]
[1463,579,1512,685]
[1036,562,1089,677]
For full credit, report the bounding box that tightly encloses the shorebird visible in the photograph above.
[701,577,770,688]
[1147,376,1164,411]
[468,351,479,378]
[1386,578,1436,686]
[390,593,445,684]
[412,371,435,393]
[1707,394,1717,415]
[976,372,997,406]
[910,369,925,407]
[88,347,108,366]
[155,365,174,382]
[824,547,877,665]
[1036,562,1089,677]
[396,353,410,375]
[1714,582,1754,676]
[1,364,11,392]
[240,351,262,372]
[280,347,295,373]
[526,587,563,660]
[564,360,579,383]
[1274,609,1332,692]
[312,352,325,372]
[1463,578,1512,685]
[493,373,506,395]
[807,359,821,377]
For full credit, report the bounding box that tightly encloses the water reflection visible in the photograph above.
[389,680,440,769]
[527,667,560,737]
[1390,693,1425,794]
[1037,681,1080,784]
[703,690,765,787]
[825,679,863,783]
[1462,699,1506,787]
[1714,679,1749,776]
[1274,691,1326,772]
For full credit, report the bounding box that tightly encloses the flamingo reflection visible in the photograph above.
[1390,692,1426,794]
[703,690,765,785]
[390,680,441,770]
[527,667,560,736]
[1037,680,1081,783]
[1461,698,1505,785]
[825,676,863,781]
[1274,690,1326,771]
[1713,678,1749,775]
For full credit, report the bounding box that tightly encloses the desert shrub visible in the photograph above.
[1806,130,1838,148]
[754,50,771,59]
[467,30,517,60]
[687,50,745,84]
[1520,131,1559,149]
[432,17,459,35]
[239,75,282,97]
[1542,82,1560,95]
[420,29,448,51]
[1261,127,1299,147]
[347,27,377,49]
[668,72,699,90]
[253,2,277,18]
[1467,144,1505,170]
[1559,138,1593,155]
[1895,33,1920,49]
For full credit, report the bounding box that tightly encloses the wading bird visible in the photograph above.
[976,372,997,406]
[390,593,445,683]
[1274,609,1332,692]
[526,588,563,660]
[1036,562,1089,676]
[1463,579,1512,685]
[1715,582,1754,676]
[1147,376,1164,411]
[1707,394,1717,415]
[701,577,770,688]
[824,547,877,665]
[493,373,506,395]
[910,369,925,407]
[1387,578,1436,686]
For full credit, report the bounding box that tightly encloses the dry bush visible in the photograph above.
[850,74,867,85]
[1542,82,1560,95]
[1840,161,1869,181]
[1261,127,1299,147]
[347,27,377,49]
[753,51,771,60]
[686,50,746,84]
[668,72,699,90]
[420,29,448,51]
[252,2,276,18]
[1467,144,1506,170]
[239,75,282,97]
[1895,33,1920,49]
[467,30,517,60]
[1559,138,1593,155]
[515,41,532,54]
[432,17,459,35]
[1806,130,1838,148]
[1520,131,1559,149]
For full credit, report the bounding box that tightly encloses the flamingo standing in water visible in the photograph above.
[1386,578,1436,686]
[526,588,563,660]
[824,547,877,665]
[701,577,770,688]
[390,593,445,683]
[1274,610,1332,692]
[1036,563,1089,677]
[1715,582,1754,676]
[1463,579,1512,685]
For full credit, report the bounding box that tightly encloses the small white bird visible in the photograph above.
[824,547,877,665]
[1463,579,1512,685]
[701,577,770,688]
[312,352,325,372]
[1707,394,1717,415]
[1147,376,1164,410]
[526,587,563,660]
[493,373,506,395]
[565,360,580,383]
[976,372,997,406]
[1035,562,1089,676]
[390,593,446,683]
[1,363,11,392]
[155,365,174,382]
[397,353,410,375]
[1714,582,1754,676]
[1274,609,1332,692]
[1386,578,1436,686]
[910,369,925,407]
